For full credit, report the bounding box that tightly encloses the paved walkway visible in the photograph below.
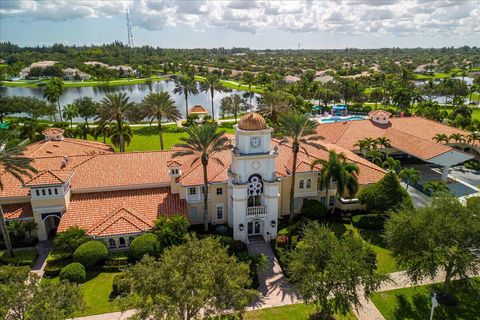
[30,240,52,278]
[401,182,429,208]
[246,240,299,310]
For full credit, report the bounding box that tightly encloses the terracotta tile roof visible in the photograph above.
[23,138,114,158]
[87,207,154,237]
[58,187,187,236]
[316,117,472,161]
[167,160,182,167]
[2,202,33,220]
[189,105,208,114]
[42,128,64,135]
[369,110,391,117]
[23,170,74,187]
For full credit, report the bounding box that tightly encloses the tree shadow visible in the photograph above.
[357,228,388,249]
[323,222,347,238]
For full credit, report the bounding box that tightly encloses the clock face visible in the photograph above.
[250,136,261,148]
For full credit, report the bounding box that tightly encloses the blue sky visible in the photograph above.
[1,0,479,49]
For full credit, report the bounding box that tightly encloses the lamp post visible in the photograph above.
[430,293,438,320]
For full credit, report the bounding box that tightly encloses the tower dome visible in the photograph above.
[238,113,268,131]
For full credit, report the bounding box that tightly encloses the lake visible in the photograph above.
[0,80,258,121]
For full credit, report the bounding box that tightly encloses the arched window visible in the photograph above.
[128,236,135,245]
[247,174,263,207]
[299,180,305,189]
[108,238,116,248]
[119,237,126,247]
[306,179,312,189]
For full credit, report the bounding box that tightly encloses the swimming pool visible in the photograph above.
[319,116,367,124]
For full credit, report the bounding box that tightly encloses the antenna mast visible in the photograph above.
[126,8,134,47]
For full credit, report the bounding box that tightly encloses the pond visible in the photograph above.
[0,80,258,121]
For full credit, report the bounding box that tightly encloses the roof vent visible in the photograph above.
[61,155,69,168]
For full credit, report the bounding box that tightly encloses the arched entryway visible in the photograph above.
[42,214,61,239]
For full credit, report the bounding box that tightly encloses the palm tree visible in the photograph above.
[258,91,289,125]
[365,149,384,166]
[75,123,90,140]
[277,111,324,222]
[376,137,391,149]
[311,150,359,214]
[110,123,133,150]
[433,133,449,144]
[0,133,37,257]
[242,72,256,107]
[449,133,465,144]
[172,123,231,231]
[423,180,449,196]
[382,156,401,172]
[141,92,181,150]
[43,77,64,122]
[173,75,199,118]
[467,132,480,146]
[96,92,134,152]
[398,168,421,191]
[220,94,247,123]
[93,121,111,144]
[200,73,224,121]
[62,104,79,129]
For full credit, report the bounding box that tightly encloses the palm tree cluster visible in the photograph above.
[433,132,479,145]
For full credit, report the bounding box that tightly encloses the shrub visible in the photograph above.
[358,171,413,214]
[128,233,161,261]
[53,226,88,256]
[59,262,86,283]
[301,199,328,220]
[276,235,289,247]
[111,273,131,298]
[229,240,247,255]
[352,214,387,230]
[73,241,108,268]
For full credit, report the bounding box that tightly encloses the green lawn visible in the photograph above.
[370,278,480,320]
[0,248,38,267]
[329,223,399,274]
[245,303,357,320]
[88,124,235,152]
[195,75,265,93]
[0,76,168,88]
[43,271,121,317]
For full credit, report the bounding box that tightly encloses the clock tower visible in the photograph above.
[228,113,280,243]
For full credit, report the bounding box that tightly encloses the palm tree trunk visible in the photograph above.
[70,119,73,129]
[158,115,164,150]
[117,119,124,153]
[210,89,215,121]
[0,205,14,257]
[289,145,299,223]
[58,100,63,123]
[202,161,209,232]
[185,92,189,119]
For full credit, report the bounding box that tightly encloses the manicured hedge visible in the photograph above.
[352,214,387,230]
[128,233,161,261]
[301,199,327,220]
[111,273,131,298]
[73,240,108,268]
[59,262,86,283]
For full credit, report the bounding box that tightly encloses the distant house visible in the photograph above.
[84,61,109,68]
[314,75,334,84]
[0,59,6,64]
[19,60,57,79]
[63,67,91,80]
[283,75,301,83]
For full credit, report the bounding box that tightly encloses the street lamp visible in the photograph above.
[239,223,244,231]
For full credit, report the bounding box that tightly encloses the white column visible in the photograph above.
[232,185,247,242]
[263,181,280,240]
[34,212,48,241]
[441,165,450,181]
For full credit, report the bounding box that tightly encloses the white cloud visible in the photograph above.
[1,0,478,37]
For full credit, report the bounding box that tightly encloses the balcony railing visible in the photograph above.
[246,206,267,216]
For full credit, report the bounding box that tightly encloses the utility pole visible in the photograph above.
[126,8,134,47]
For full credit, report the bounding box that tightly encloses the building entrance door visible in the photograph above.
[247,220,262,235]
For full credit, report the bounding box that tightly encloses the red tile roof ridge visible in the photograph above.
[23,170,72,186]
[87,206,153,236]
[391,116,473,135]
